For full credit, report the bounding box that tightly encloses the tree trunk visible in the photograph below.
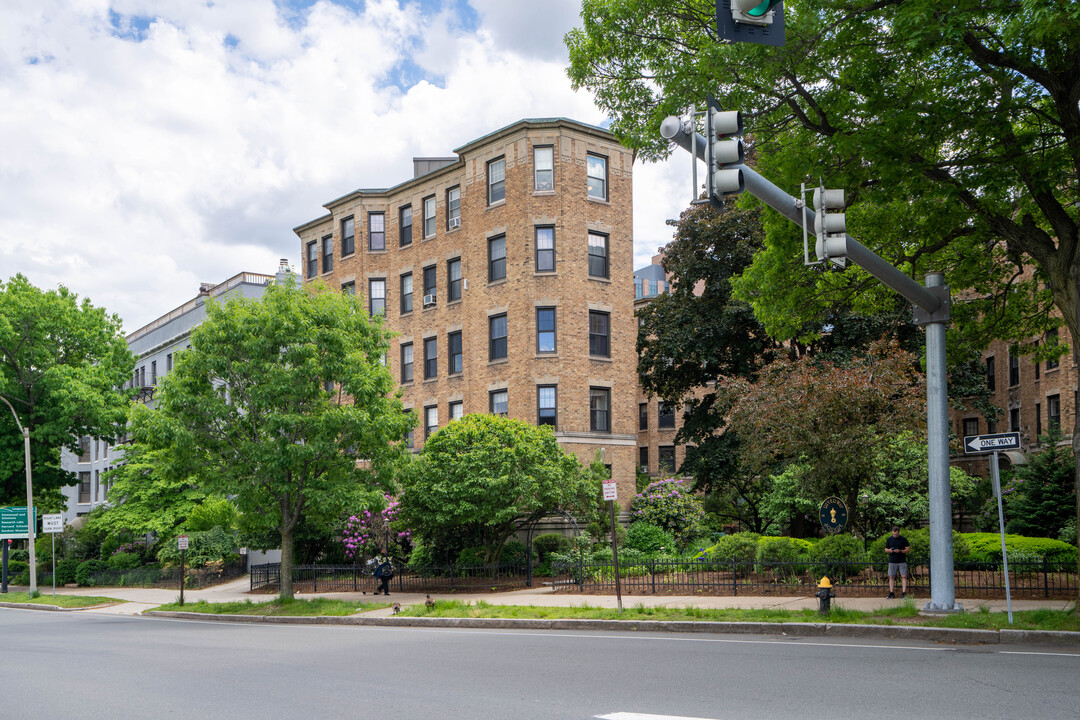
[279,527,294,601]
[1049,266,1080,611]
[1072,335,1080,611]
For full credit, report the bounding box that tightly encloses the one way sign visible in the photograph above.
[964,432,1021,454]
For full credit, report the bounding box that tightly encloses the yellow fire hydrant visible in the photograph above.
[815,576,836,615]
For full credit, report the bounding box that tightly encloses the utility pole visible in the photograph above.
[1,396,36,595]
[661,115,961,611]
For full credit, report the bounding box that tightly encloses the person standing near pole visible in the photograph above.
[885,526,911,599]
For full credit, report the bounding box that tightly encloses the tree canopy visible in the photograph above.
[567,0,1080,570]
[397,413,598,565]
[726,339,926,514]
[0,274,133,506]
[139,279,413,599]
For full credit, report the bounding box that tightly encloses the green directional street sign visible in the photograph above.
[0,506,38,540]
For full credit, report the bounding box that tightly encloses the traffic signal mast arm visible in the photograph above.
[660,116,944,319]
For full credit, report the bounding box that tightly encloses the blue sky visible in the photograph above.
[0,0,686,331]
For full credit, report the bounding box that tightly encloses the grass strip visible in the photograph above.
[0,592,122,608]
[153,597,389,616]
[396,600,1080,632]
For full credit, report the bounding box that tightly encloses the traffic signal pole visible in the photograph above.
[661,117,960,611]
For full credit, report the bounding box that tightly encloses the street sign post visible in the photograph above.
[178,535,189,606]
[963,432,1021,454]
[604,481,623,613]
[43,514,63,596]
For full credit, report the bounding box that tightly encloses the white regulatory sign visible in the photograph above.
[42,514,64,533]
[963,432,1021,454]
[602,480,618,501]
[178,534,189,550]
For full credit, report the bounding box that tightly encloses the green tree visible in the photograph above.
[636,201,780,530]
[142,279,412,600]
[728,340,925,516]
[85,404,214,542]
[0,274,133,506]
[1002,431,1076,539]
[567,0,1080,572]
[397,414,598,565]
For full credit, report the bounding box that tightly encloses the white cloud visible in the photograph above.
[0,0,686,332]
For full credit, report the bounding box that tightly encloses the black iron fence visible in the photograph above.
[249,556,1077,599]
[551,556,1079,599]
[38,561,247,589]
[250,561,531,594]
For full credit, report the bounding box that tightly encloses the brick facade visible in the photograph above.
[951,334,1077,477]
[295,118,640,503]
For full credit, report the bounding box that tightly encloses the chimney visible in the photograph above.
[198,282,214,295]
[275,258,294,286]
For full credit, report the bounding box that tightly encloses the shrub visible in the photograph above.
[455,546,486,567]
[9,549,29,563]
[962,533,1077,565]
[157,526,238,568]
[867,528,970,568]
[625,522,677,553]
[533,533,570,562]
[586,519,627,547]
[75,559,108,587]
[100,533,131,559]
[499,540,533,565]
[755,537,808,574]
[5,560,29,576]
[1059,518,1077,546]
[55,557,80,585]
[107,552,141,570]
[706,532,760,577]
[629,478,706,547]
[808,534,865,582]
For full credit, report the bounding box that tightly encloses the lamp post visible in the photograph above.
[1,396,36,594]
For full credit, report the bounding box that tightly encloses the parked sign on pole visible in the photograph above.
[602,480,618,502]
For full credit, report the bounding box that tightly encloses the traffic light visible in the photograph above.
[812,185,846,262]
[705,101,744,208]
[732,0,784,24]
[716,0,785,46]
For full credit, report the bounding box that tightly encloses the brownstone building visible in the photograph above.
[294,118,640,502]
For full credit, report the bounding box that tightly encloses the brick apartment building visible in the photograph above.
[951,331,1077,477]
[294,118,640,502]
[633,256,685,478]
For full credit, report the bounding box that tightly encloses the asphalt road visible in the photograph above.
[2,608,1078,720]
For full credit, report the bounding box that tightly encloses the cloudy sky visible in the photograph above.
[1,0,688,333]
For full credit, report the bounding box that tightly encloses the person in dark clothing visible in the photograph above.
[373,552,393,596]
[885,526,911,599]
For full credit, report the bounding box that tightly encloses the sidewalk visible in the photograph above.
[8,577,1074,617]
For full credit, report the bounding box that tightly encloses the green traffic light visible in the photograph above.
[745,0,782,18]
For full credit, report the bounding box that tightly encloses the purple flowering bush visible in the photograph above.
[341,494,412,561]
[629,478,706,547]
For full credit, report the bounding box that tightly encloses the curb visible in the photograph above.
[143,611,1080,646]
[0,601,117,612]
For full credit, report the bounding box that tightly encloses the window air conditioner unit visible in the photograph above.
[448,216,461,229]
[423,294,437,306]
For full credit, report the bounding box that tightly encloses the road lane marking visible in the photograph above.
[596,714,722,720]
[1001,651,1080,658]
